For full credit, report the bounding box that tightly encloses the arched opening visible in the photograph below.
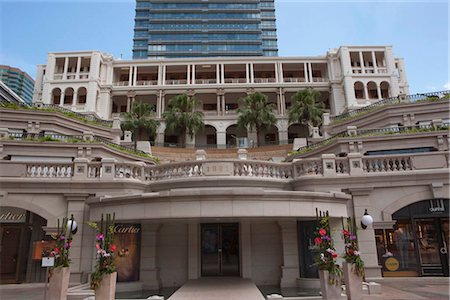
[375,199,449,277]
[0,207,48,283]
[226,124,247,147]
[380,81,390,98]
[354,82,365,99]
[258,125,279,146]
[164,129,181,147]
[63,88,74,105]
[288,123,309,142]
[195,125,217,148]
[367,81,378,99]
[51,88,61,105]
[77,87,87,104]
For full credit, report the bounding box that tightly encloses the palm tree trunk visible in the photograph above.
[256,127,261,147]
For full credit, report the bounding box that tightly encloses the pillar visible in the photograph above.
[279,220,299,288]
[241,220,252,278]
[59,91,65,107]
[371,51,378,73]
[250,63,254,83]
[308,62,313,82]
[376,84,382,100]
[363,83,369,100]
[217,131,226,149]
[359,52,365,73]
[192,64,196,84]
[141,222,161,289]
[188,223,199,279]
[63,57,69,79]
[72,90,78,107]
[133,66,138,86]
[303,63,308,82]
[246,64,250,83]
[128,66,133,86]
[216,64,220,84]
[349,188,382,279]
[76,57,81,79]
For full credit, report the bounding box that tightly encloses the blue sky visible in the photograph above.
[0,0,448,93]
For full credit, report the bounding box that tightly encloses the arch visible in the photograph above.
[63,87,74,105]
[354,81,364,99]
[226,124,247,146]
[77,87,87,104]
[288,123,309,141]
[382,190,436,220]
[258,125,279,146]
[51,88,61,105]
[380,81,390,98]
[196,125,217,147]
[0,199,57,227]
[367,81,378,99]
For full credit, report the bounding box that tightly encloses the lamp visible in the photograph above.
[67,214,78,235]
[361,209,373,229]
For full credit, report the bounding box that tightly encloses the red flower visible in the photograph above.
[348,248,354,255]
[54,248,60,253]
[343,229,350,237]
[95,243,101,250]
[319,228,327,236]
[110,244,117,253]
[331,252,338,258]
[314,237,322,245]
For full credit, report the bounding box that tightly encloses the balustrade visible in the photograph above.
[115,163,143,179]
[293,159,323,176]
[88,163,102,178]
[363,155,413,173]
[26,163,73,178]
[335,158,349,174]
[233,161,292,179]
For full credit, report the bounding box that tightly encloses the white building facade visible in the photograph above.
[33,46,409,147]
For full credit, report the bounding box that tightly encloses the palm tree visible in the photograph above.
[288,88,325,131]
[121,101,160,150]
[237,92,277,147]
[163,94,204,147]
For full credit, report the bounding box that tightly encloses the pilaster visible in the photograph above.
[278,220,299,288]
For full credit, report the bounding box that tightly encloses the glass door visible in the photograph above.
[439,218,449,276]
[414,219,443,275]
[201,223,239,276]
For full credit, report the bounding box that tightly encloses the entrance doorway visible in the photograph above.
[201,223,239,276]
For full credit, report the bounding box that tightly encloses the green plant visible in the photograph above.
[121,102,160,150]
[237,92,277,147]
[163,94,204,147]
[288,88,325,128]
[88,213,116,290]
[342,217,365,277]
[314,211,342,285]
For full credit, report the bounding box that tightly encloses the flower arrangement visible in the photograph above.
[342,217,365,277]
[88,213,116,290]
[49,216,76,270]
[314,210,342,285]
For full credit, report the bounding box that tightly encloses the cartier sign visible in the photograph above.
[0,207,27,223]
[114,224,141,234]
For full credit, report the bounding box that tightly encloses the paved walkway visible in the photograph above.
[168,277,265,300]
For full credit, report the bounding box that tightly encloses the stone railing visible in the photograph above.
[3,152,447,182]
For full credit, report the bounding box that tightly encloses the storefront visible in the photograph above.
[0,207,47,283]
[375,199,449,277]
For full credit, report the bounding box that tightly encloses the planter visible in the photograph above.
[95,272,117,300]
[48,266,70,300]
[319,270,342,300]
[343,262,363,300]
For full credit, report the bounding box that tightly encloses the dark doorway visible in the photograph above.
[201,223,239,276]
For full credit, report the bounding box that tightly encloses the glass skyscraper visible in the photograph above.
[133,0,278,59]
[0,65,34,105]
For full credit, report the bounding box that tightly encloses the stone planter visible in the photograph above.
[343,262,363,300]
[48,267,70,300]
[95,272,117,300]
[319,270,342,300]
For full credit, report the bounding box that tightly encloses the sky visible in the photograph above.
[0,0,448,94]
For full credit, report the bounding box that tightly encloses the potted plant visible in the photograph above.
[48,215,76,300]
[342,217,364,300]
[314,210,343,299]
[88,213,117,300]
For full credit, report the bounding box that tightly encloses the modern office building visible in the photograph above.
[33,45,409,147]
[133,0,278,59]
[0,65,34,105]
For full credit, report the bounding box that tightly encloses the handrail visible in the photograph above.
[330,90,450,122]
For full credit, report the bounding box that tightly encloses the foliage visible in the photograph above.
[288,88,325,128]
[163,94,204,147]
[237,92,277,146]
[342,217,365,277]
[88,213,116,290]
[121,101,160,149]
[314,211,342,285]
[49,216,75,270]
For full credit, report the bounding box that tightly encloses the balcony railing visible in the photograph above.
[224,78,247,84]
[283,77,306,83]
[254,78,276,83]
[194,79,217,84]
[165,79,188,85]
[136,80,158,86]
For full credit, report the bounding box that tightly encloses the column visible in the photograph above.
[162,65,166,85]
[216,94,221,116]
[376,84,382,100]
[308,62,313,82]
[278,62,284,83]
[279,88,285,116]
[188,223,199,279]
[192,64,196,84]
[65,194,89,284]
[128,66,133,86]
[220,64,225,83]
[76,57,81,79]
[274,62,279,83]
[371,51,378,73]
[216,64,220,84]
[63,57,69,80]
[133,66,138,86]
[187,64,191,85]
[140,222,161,289]
[278,220,299,288]
[359,52,365,73]
[363,83,369,100]
[303,63,308,82]
[126,97,131,112]
[157,91,162,118]
[72,90,78,107]
[349,188,382,279]
[249,63,254,83]
[246,64,250,83]
[221,93,225,116]
[241,220,252,278]
[59,91,65,107]
[216,131,226,149]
